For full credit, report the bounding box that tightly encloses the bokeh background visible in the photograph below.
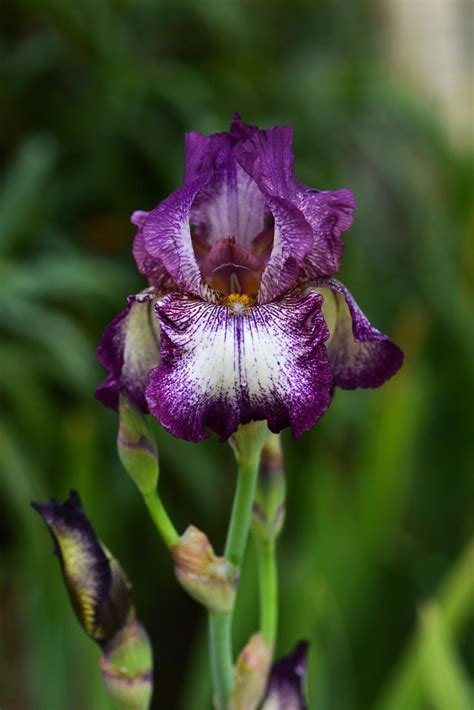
[1,1,473,708]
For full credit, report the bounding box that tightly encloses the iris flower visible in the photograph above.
[96,115,402,442]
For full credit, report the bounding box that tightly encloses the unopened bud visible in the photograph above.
[32,491,134,644]
[100,621,153,710]
[229,422,268,466]
[33,491,154,709]
[171,526,239,614]
[118,393,159,495]
[229,633,272,710]
[252,433,286,545]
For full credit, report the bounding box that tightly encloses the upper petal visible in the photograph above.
[142,177,213,296]
[234,127,314,302]
[235,125,355,283]
[298,187,356,277]
[189,160,267,250]
[95,291,160,412]
[315,279,404,389]
[131,210,175,290]
[146,290,332,442]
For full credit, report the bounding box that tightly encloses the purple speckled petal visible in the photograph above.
[298,186,356,277]
[142,177,216,298]
[314,279,404,389]
[190,160,267,250]
[131,211,175,290]
[262,641,309,709]
[32,491,133,644]
[187,115,265,248]
[257,197,313,303]
[146,290,332,442]
[235,126,296,199]
[96,291,160,412]
[234,127,314,302]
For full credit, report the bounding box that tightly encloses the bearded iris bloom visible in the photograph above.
[96,115,402,442]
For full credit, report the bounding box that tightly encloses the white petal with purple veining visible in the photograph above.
[146,291,332,442]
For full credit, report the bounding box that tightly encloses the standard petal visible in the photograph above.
[315,279,404,389]
[257,196,313,303]
[131,211,175,290]
[298,187,355,277]
[190,160,266,250]
[142,177,215,297]
[32,491,133,644]
[146,290,332,442]
[234,128,314,301]
[261,641,309,710]
[96,291,160,412]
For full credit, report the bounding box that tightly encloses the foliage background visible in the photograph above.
[1,1,473,708]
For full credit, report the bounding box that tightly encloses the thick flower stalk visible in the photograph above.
[32,491,153,710]
[96,114,403,444]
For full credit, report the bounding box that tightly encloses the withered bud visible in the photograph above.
[229,633,273,710]
[171,526,239,614]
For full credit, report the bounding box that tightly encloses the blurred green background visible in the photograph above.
[1,1,473,708]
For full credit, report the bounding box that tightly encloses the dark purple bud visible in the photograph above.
[32,491,134,645]
[261,641,309,709]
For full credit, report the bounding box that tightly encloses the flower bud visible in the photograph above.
[100,621,153,710]
[171,526,239,614]
[33,491,154,708]
[251,432,286,545]
[229,633,272,710]
[261,641,309,709]
[118,393,159,495]
[32,491,134,644]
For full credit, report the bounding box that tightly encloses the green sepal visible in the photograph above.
[100,620,153,710]
[118,393,159,495]
[251,432,286,545]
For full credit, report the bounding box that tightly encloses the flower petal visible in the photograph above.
[315,279,404,389]
[235,128,314,301]
[131,211,174,290]
[298,186,356,277]
[96,291,160,412]
[190,160,267,250]
[142,177,213,296]
[32,491,133,644]
[146,290,332,442]
[262,641,309,709]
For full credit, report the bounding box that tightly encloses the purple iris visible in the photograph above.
[96,115,402,442]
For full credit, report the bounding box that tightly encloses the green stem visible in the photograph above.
[208,613,234,708]
[209,457,261,709]
[142,490,179,548]
[255,539,278,647]
[224,461,260,564]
